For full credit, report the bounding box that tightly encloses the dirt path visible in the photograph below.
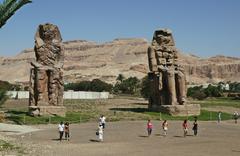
[8,120,240,156]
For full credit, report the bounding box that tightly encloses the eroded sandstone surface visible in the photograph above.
[0,38,239,85]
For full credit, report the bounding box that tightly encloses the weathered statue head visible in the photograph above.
[37,23,62,42]
[152,29,175,46]
[34,23,64,67]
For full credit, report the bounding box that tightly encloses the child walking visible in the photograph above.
[162,120,168,136]
[147,119,153,137]
[182,120,188,137]
[64,122,70,141]
[192,119,198,136]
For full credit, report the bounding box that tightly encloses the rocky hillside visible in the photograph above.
[0,38,239,85]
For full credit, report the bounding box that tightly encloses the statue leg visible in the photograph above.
[166,69,177,105]
[36,69,49,106]
[175,71,186,105]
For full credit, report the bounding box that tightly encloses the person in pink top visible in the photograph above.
[147,119,153,137]
[182,119,188,137]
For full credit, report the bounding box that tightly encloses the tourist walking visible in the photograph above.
[162,120,168,136]
[97,124,104,142]
[64,122,70,141]
[182,120,188,137]
[192,118,198,136]
[58,121,65,141]
[147,119,153,137]
[233,111,239,124]
[218,111,222,123]
[99,115,106,129]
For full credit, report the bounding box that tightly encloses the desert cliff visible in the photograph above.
[0,38,239,85]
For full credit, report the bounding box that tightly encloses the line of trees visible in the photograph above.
[187,82,240,100]
[64,74,145,96]
[64,79,113,92]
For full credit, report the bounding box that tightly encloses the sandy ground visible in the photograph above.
[1,98,240,155]
[5,120,240,156]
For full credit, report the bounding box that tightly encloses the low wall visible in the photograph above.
[63,91,109,99]
[6,91,109,99]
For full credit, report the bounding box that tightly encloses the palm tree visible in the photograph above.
[116,74,125,83]
[0,0,32,28]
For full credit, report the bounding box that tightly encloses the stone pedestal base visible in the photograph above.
[149,104,201,116]
[29,106,66,117]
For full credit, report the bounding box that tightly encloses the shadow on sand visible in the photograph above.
[155,134,166,137]
[138,135,149,138]
[173,134,194,138]
[89,139,100,142]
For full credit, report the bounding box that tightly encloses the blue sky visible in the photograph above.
[0,0,240,58]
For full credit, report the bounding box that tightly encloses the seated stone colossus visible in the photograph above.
[29,23,66,116]
[147,29,200,116]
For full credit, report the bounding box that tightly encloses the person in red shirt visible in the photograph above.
[147,119,153,137]
[182,119,188,137]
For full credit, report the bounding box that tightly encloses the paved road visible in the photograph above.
[0,123,40,135]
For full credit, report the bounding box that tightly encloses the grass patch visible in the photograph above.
[144,110,232,121]
[191,97,240,108]
[0,140,15,151]
[0,139,26,155]
[5,111,94,125]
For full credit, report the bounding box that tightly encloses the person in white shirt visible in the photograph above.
[58,121,65,141]
[99,115,106,129]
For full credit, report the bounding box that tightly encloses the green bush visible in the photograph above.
[113,76,140,95]
[187,84,223,100]
[64,79,112,92]
[140,76,151,99]
[90,79,113,92]
[204,84,223,97]
[229,82,240,92]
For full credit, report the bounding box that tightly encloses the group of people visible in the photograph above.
[58,115,106,142]
[57,111,239,142]
[58,122,70,141]
[147,118,198,137]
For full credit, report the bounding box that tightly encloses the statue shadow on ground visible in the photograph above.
[110,108,149,113]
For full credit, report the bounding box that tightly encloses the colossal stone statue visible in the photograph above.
[29,23,66,116]
[148,29,200,116]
